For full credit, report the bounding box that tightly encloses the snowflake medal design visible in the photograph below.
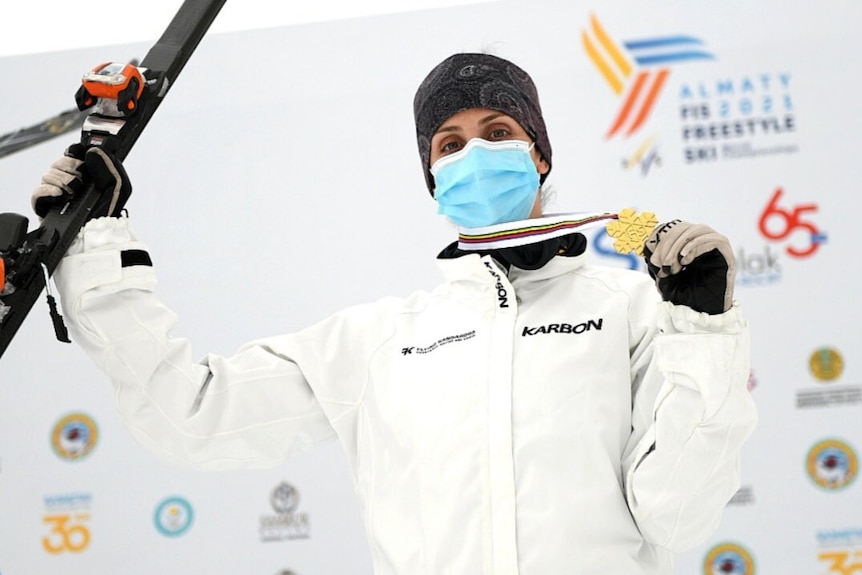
[605,208,658,256]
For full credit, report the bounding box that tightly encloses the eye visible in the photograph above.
[488,127,511,140]
[439,139,462,155]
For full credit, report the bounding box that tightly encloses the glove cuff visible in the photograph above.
[658,301,747,335]
[64,216,139,257]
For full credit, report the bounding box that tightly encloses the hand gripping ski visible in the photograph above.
[0,0,226,358]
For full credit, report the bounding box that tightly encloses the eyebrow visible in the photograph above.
[434,112,508,134]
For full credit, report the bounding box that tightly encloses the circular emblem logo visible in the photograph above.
[270,482,299,515]
[809,347,844,382]
[154,497,194,537]
[50,413,98,461]
[807,439,858,490]
[703,543,755,575]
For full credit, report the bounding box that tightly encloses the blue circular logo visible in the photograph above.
[154,497,194,537]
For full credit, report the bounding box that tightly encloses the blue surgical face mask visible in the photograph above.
[431,138,541,228]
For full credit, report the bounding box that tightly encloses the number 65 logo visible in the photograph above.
[758,187,827,258]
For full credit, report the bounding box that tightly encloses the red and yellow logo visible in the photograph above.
[582,14,714,138]
[703,542,755,575]
[50,412,98,461]
[807,439,858,491]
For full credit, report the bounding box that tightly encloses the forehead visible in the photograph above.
[433,108,523,136]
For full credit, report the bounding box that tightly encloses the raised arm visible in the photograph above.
[34,147,337,470]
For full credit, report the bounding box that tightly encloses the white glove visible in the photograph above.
[642,220,736,315]
[32,148,85,219]
[31,143,131,220]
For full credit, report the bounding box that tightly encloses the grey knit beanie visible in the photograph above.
[413,53,552,196]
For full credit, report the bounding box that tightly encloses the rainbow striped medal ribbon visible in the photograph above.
[456,208,658,255]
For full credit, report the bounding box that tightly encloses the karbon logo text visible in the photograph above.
[484,261,510,308]
[522,319,603,337]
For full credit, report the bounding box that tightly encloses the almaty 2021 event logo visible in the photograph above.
[582,14,797,174]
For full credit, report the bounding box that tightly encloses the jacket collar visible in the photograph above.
[436,232,588,284]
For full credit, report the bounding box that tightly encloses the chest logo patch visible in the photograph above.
[521,319,604,337]
[401,330,477,355]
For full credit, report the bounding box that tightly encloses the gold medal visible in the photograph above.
[605,208,658,256]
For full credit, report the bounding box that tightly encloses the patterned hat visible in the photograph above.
[413,53,552,196]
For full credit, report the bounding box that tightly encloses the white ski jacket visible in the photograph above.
[54,217,757,575]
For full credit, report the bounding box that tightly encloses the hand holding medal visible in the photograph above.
[606,210,736,315]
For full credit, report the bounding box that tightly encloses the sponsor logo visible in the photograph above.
[583,14,799,171]
[621,134,662,176]
[260,482,310,542]
[737,187,825,287]
[818,527,862,547]
[818,551,862,575]
[810,347,844,382]
[735,244,781,286]
[807,439,858,491]
[797,347,860,410]
[271,481,300,514]
[817,528,862,575]
[42,492,92,554]
[401,330,477,356]
[483,261,510,308]
[703,542,755,575]
[592,229,642,270]
[591,229,644,271]
[522,318,603,337]
[50,412,98,461]
[154,496,194,537]
[582,14,713,139]
[582,14,715,175]
[758,187,826,259]
[679,72,798,164]
[650,219,681,241]
[797,387,861,410]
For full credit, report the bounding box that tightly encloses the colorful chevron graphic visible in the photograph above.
[582,14,714,138]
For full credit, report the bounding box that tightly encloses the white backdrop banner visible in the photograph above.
[0,1,860,574]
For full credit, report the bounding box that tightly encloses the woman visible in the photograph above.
[33,52,756,574]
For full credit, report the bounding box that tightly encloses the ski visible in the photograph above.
[0,109,88,160]
[0,60,140,160]
[0,0,226,358]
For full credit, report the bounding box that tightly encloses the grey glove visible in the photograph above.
[31,143,131,220]
[642,220,736,315]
